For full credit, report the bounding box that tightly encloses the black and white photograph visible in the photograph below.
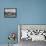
[18,24,46,46]
[4,8,17,18]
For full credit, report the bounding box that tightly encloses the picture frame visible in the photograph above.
[18,24,46,41]
[4,8,17,18]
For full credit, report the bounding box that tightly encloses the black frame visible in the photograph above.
[4,8,17,18]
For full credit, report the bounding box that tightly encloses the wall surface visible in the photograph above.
[0,0,46,45]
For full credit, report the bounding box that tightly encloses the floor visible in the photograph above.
[0,44,18,46]
[19,39,46,46]
[0,40,46,46]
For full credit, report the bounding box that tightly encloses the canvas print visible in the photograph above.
[18,24,46,41]
[18,24,46,46]
[4,8,17,18]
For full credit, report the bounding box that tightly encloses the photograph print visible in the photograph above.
[4,8,17,18]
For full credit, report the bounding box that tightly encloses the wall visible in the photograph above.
[0,0,46,44]
[20,0,46,24]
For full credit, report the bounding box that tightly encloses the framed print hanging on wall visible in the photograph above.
[4,8,17,18]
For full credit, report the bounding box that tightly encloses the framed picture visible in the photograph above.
[18,24,46,42]
[4,8,17,18]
